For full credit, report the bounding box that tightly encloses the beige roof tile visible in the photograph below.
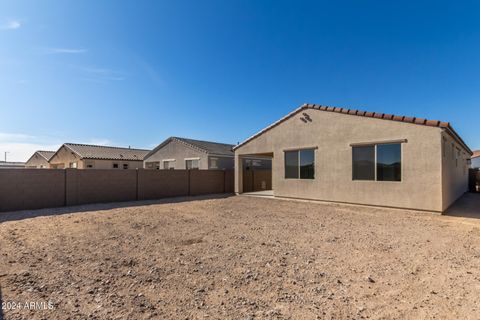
[64,143,150,161]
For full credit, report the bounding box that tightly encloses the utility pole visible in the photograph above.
[4,151,10,162]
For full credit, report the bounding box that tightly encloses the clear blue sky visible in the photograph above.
[1,1,479,161]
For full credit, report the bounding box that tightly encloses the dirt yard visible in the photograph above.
[1,194,480,320]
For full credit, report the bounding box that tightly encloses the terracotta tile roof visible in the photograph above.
[472,150,480,159]
[144,137,234,160]
[37,151,56,161]
[62,143,150,161]
[234,103,472,154]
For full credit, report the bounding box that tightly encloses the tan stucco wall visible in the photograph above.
[441,132,469,211]
[25,153,50,168]
[143,139,209,169]
[235,109,454,212]
[49,146,81,168]
[86,159,144,169]
[49,146,143,169]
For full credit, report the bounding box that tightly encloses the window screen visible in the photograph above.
[210,158,218,169]
[300,149,315,179]
[353,143,402,181]
[163,161,175,170]
[285,149,315,179]
[352,146,375,180]
[376,144,401,181]
[285,151,299,179]
[186,159,199,169]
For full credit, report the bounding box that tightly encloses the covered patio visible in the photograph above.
[235,152,273,195]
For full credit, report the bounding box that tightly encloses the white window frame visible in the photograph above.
[185,157,200,170]
[210,157,219,169]
[162,159,176,170]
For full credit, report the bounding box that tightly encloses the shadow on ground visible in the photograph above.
[0,193,234,224]
[445,193,480,219]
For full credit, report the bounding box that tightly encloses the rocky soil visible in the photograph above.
[1,195,480,319]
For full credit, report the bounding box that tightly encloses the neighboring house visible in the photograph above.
[25,150,55,168]
[49,143,150,169]
[0,161,25,169]
[144,137,235,170]
[472,150,480,169]
[234,103,472,212]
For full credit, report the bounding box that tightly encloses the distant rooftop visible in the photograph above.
[60,143,150,161]
[145,137,234,159]
[0,161,25,168]
[36,150,56,161]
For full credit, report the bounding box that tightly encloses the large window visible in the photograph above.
[210,157,218,169]
[352,143,401,181]
[284,149,315,179]
[376,144,401,181]
[145,161,160,170]
[186,159,199,170]
[163,160,175,170]
[352,146,375,180]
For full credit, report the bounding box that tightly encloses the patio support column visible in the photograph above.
[235,154,243,194]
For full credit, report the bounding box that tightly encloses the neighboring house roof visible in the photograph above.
[145,137,235,160]
[234,103,473,155]
[25,150,56,164]
[0,161,25,168]
[37,150,56,161]
[472,150,480,159]
[52,143,150,161]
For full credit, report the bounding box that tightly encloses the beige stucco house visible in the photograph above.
[144,137,235,170]
[25,150,55,168]
[234,104,472,213]
[49,143,150,169]
[471,150,480,169]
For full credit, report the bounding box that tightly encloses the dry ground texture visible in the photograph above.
[1,194,480,320]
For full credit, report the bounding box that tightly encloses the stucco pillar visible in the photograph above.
[234,153,243,194]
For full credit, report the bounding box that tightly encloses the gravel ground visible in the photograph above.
[1,194,480,320]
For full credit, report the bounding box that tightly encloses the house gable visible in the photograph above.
[235,104,471,155]
[143,138,207,169]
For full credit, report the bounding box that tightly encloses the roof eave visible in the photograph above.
[233,103,473,155]
[233,104,309,151]
[48,144,84,163]
[82,157,145,161]
[443,126,473,155]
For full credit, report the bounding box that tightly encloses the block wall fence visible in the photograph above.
[0,169,234,212]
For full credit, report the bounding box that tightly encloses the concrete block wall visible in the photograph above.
[190,170,226,195]
[0,168,234,213]
[0,169,66,212]
[138,169,189,200]
[224,171,234,193]
[66,169,138,206]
